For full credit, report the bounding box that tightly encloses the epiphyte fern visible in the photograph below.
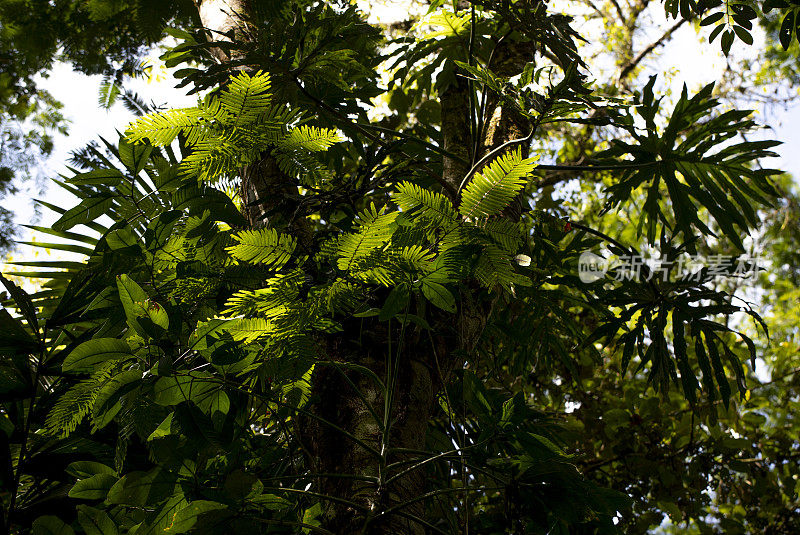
[475,243,531,291]
[126,71,276,147]
[126,70,347,184]
[125,71,305,181]
[223,269,304,317]
[227,228,296,268]
[394,181,458,229]
[218,70,273,126]
[223,317,274,344]
[271,125,341,186]
[275,125,343,152]
[337,204,399,272]
[459,148,539,220]
[481,219,525,253]
[124,106,210,146]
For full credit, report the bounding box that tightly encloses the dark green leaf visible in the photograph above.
[53,193,113,231]
[32,516,75,535]
[62,339,133,372]
[106,468,177,507]
[77,506,118,535]
[68,473,118,500]
[421,280,457,313]
[700,11,724,25]
[732,25,753,45]
[780,10,796,50]
[379,284,410,321]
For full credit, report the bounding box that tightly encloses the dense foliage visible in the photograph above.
[1,0,799,533]
[0,0,197,248]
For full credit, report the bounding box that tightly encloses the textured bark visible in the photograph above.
[197,0,249,63]
[196,3,440,532]
[195,3,534,533]
[299,325,437,534]
[440,75,472,195]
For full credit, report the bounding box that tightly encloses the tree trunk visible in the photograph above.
[196,2,532,532]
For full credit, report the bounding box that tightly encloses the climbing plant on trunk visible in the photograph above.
[0,0,787,534]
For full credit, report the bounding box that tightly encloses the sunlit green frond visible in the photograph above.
[224,289,290,317]
[310,279,363,315]
[395,181,458,228]
[126,107,210,146]
[481,219,525,253]
[398,245,435,272]
[337,204,399,272]
[273,149,334,186]
[218,70,273,126]
[179,134,257,181]
[223,317,273,343]
[459,149,538,220]
[224,269,304,316]
[347,251,402,286]
[276,125,343,152]
[413,9,470,38]
[227,228,296,268]
[475,244,531,291]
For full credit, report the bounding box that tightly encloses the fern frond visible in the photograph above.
[227,228,296,268]
[394,182,458,228]
[46,366,115,438]
[218,71,274,126]
[310,279,363,315]
[224,318,274,343]
[179,133,259,181]
[224,270,304,316]
[274,149,334,186]
[481,219,524,253]
[459,149,538,220]
[474,244,532,291]
[126,107,210,146]
[225,290,291,318]
[398,245,436,273]
[474,244,516,290]
[337,204,399,272]
[98,76,121,110]
[276,125,343,152]
[347,250,403,286]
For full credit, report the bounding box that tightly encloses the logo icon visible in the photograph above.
[578,251,608,283]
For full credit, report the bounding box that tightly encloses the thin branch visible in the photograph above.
[457,129,535,192]
[618,18,688,82]
[609,0,626,21]
[536,161,658,172]
[753,366,800,388]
